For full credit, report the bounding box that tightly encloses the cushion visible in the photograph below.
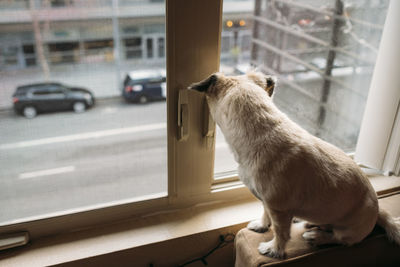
[235,193,400,267]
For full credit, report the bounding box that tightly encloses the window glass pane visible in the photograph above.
[146,38,154,58]
[158,37,165,58]
[216,0,389,177]
[216,0,255,176]
[0,0,167,225]
[124,37,142,59]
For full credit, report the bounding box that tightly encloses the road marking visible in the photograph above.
[101,107,118,114]
[0,122,166,150]
[19,166,75,179]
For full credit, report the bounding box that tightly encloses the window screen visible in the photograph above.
[215,0,389,178]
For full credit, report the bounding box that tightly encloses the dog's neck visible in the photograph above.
[216,101,287,165]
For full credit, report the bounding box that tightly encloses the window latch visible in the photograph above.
[178,89,189,141]
[203,101,215,149]
[0,232,29,251]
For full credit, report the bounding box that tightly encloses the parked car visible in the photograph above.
[13,82,95,118]
[122,69,166,103]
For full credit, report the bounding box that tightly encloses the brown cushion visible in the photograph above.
[235,193,400,267]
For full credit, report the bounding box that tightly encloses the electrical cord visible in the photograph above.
[177,233,236,267]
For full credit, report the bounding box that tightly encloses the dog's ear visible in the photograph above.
[247,72,277,97]
[189,74,217,93]
[265,75,277,97]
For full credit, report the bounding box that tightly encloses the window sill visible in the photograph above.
[0,175,399,266]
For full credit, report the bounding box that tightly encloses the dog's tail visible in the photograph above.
[376,208,400,245]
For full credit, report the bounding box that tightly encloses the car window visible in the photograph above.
[147,77,164,84]
[15,87,30,95]
[32,89,50,96]
[123,76,131,86]
[129,78,160,85]
[46,84,66,93]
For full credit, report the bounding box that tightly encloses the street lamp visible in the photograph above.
[225,19,246,66]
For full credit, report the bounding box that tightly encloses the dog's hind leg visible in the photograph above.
[304,222,333,231]
[303,223,371,246]
[302,228,337,246]
[247,202,271,233]
[258,210,292,259]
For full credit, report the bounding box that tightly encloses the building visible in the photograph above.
[0,0,254,109]
[0,0,253,71]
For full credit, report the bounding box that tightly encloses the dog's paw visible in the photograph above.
[247,219,270,233]
[258,241,285,259]
[302,229,334,246]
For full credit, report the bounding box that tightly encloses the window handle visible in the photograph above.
[178,90,189,141]
[203,102,215,149]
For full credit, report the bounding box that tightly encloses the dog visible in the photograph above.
[190,71,400,259]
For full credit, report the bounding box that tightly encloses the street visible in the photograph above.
[0,98,236,224]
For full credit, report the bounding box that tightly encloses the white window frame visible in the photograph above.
[0,0,397,244]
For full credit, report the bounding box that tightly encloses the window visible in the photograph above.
[214,0,390,179]
[124,37,142,59]
[0,0,168,234]
[22,44,36,66]
[83,39,113,59]
[158,37,165,58]
[49,0,70,8]
[48,42,79,64]
[146,38,154,58]
[215,0,255,177]
[0,0,397,246]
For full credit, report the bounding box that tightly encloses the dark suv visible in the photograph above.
[13,82,95,118]
[122,69,166,103]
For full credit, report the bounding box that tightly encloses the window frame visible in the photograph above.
[0,0,396,244]
[354,0,400,176]
[0,0,252,242]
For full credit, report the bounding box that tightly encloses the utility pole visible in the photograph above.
[112,0,122,93]
[317,0,344,129]
[251,0,261,67]
[29,0,50,80]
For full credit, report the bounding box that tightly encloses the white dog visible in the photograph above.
[190,71,400,259]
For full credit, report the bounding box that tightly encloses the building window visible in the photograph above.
[124,37,142,59]
[146,38,154,58]
[49,0,70,7]
[48,42,79,64]
[82,39,113,62]
[22,44,37,66]
[157,37,165,58]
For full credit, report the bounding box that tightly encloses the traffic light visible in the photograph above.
[225,20,246,29]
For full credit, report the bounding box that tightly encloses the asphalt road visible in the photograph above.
[0,98,236,224]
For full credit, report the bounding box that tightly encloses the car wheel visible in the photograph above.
[139,95,148,104]
[23,106,37,119]
[73,102,86,113]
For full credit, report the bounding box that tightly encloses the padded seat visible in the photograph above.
[235,193,400,267]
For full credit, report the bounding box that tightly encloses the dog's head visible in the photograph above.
[189,71,277,125]
[189,71,276,98]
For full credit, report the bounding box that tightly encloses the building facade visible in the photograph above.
[0,0,253,71]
